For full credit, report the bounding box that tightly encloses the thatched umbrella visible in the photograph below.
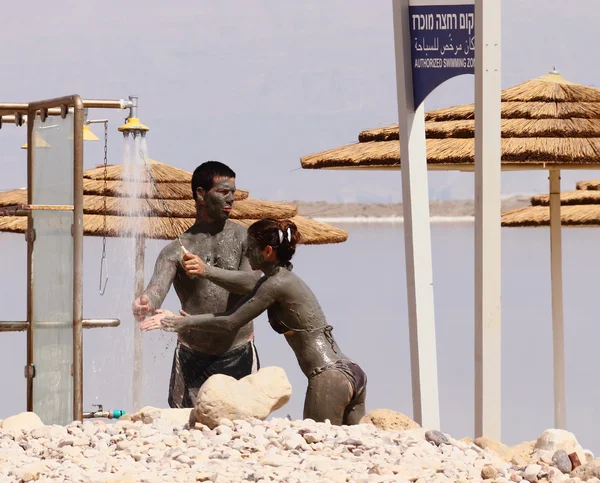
[0,211,348,244]
[300,70,600,430]
[502,180,600,227]
[0,158,348,412]
[233,216,348,245]
[0,159,347,244]
[300,71,600,172]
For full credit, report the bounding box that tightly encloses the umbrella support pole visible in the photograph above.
[549,169,566,429]
[133,236,145,412]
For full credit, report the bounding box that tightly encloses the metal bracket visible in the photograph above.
[1,204,72,216]
[25,228,35,243]
[24,364,35,379]
[0,205,27,217]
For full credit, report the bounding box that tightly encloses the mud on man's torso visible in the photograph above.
[173,221,254,354]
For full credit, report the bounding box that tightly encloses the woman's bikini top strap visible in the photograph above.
[267,308,333,338]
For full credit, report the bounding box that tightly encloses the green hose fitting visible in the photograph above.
[83,405,127,420]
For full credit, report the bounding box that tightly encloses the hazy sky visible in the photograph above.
[2,0,600,202]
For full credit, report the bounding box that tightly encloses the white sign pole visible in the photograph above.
[392,0,440,430]
[474,0,502,440]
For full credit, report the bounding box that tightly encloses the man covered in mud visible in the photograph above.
[132,161,262,408]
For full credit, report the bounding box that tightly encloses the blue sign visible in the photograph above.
[410,4,475,108]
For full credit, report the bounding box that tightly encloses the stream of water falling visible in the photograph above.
[121,134,148,412]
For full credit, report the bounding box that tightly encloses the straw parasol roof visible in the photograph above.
[530,190,600,206]
[0,213,349,244]
[233,216,349,245]
[575,178,600,191]
[501,205,600,227]
[0,191,294,220]
[301,71,600,171]
[0,159,348,244]
[502,178,600,227]
[82,158,249,201]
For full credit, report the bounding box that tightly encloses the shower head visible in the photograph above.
[118,117,149,138]
[118,95,149,138]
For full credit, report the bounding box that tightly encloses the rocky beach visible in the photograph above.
[1,364,598,483]
[1,408,598,483]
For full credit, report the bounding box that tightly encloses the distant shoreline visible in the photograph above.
[291,195,531,221]
[311,216,474,224]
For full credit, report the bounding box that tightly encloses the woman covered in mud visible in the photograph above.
[147,218,367,425]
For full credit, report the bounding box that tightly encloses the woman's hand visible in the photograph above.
[182,252,209,277]
[139,309,174,331]
[161,311,191,333]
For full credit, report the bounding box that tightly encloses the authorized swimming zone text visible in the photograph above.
[414,58,474,69]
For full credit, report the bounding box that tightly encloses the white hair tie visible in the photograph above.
[278,227,292,244]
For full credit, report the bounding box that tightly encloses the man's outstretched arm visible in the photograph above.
[132,244,177,319]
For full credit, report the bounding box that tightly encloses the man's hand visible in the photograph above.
[182,252,209,277]
[132,294,154,321]
[140,309,174,331]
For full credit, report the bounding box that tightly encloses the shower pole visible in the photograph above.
[118,95,150,414]
[133,236,145,412]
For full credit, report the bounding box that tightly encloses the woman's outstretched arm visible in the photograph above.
[182,252,261,294]
[162,277,278,334]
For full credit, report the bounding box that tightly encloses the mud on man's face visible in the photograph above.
[198,177,236,221]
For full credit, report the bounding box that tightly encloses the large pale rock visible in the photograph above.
[534,429,586,466]
[511,440,536,464]
[126,406,194,427]
[359,409,420,432]
[475,436,514,462]
[194,366,291,429]
[1,412,44,431]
